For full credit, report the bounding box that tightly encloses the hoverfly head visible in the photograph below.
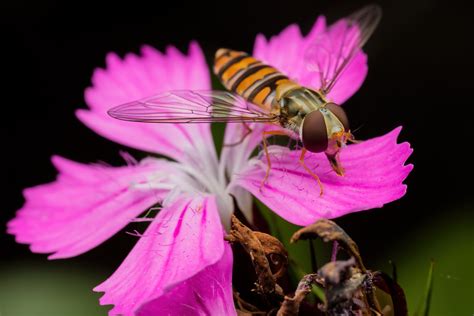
[300,109,329,153]
[300,103,351,176]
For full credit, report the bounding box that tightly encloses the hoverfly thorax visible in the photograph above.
[274,83,326,133]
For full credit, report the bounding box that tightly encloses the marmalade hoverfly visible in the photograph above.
[108,5,382,194]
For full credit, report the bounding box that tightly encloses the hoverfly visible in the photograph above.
[108,5,382,195]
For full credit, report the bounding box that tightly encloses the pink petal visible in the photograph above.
[94,195,226,315]
[253,16,368,104]
[136,243,236,316]
[79,42,216,163]
[7,156,170,259]
[221,122,284,221]
[235,127,413,226]
[222,123,282,179]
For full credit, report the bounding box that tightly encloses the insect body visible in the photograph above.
[214,48,351,175]
[108,5,382,189]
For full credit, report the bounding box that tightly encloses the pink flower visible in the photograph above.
[8,15,412,315]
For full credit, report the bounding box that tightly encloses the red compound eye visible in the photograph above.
[301,110,328,153]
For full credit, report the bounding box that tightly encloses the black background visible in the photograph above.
[1,0,472,278]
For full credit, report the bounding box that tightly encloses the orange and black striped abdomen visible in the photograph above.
[214,49,293,109]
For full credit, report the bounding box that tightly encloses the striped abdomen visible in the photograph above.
[214,49,298,111]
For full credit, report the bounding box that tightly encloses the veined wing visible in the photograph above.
[107,90,279,123]
[305,4,382,95]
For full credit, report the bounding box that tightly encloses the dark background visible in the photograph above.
[1,0,472,314]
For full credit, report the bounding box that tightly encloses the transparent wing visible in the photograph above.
[304,4,382,95]
[107,90,279,123]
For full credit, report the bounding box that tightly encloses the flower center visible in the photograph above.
[132,152,235,228]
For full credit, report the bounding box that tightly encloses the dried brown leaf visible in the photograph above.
[254,231,288,279]
[276,274,319,316]
[372,271,408,316]
[225,215,285,298]
[317,258,368,315]
[291,219,366,272]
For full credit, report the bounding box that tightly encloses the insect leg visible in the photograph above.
[299,148,323,196]
[260,130,288,190]
[346,130,362,144]
[223,122,253,147]
[347,138,362,144]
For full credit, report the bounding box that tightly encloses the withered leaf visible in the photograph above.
[254,231,288,279]
[291,219,366,272]
[317,258,368,316]
[372,271,408,316]
[225,215,285,298]
[276,274,320,316]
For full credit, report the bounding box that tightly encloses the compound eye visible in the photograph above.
[301,110,328,153]
[325,103,349,130]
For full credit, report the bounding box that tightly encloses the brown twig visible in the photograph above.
[276,274,319,316]
[234,291,267,316]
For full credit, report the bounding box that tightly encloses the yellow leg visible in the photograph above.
[260,130,288,190]
[346,130,361,144]
[299,148,323,196]
[347,138,362,144]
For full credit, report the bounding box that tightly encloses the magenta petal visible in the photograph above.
[94,195,226,315]
[79,42,216,163]
[136,243,236,316]
[253,16,368,104]
[222,123,283,177]
[7,156,168,259]
[221,122,285,221]
[236,128,413,226]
